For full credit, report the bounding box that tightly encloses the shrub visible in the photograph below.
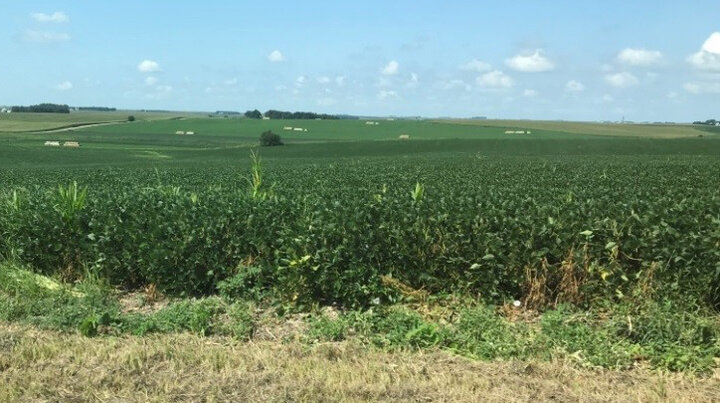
[259,131,283,146]
[127,115,135,122]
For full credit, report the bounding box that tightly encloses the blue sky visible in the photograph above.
[1,1,719,121]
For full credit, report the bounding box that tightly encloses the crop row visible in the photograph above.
[1,155,719,308]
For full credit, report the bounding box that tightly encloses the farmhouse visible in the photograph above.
[44,141,60,147]
[63,141,80,147]
[398,134,410,140]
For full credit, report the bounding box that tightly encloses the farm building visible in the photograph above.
[398,134,410,140]
[262,116,270,120]
[44,141,60,147]
[63,141,80,147]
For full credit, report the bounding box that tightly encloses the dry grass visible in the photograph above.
[1,324,718,402]
[438,119,707,138]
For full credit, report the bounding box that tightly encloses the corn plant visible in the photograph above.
[55,181,87,224]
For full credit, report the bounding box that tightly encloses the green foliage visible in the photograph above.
[1,154,719,308]
[306,315,350,342]
[217,265,267,301]
[127,115,135,122]
[55,181,87,224]
[244,109,262,119]
[259,130,283,146]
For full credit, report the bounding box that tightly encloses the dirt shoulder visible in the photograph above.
[1,323,717,402]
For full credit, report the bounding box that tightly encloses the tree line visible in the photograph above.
[692,119,719,125]
[244,109,352,120]
[12,103,70,113]
[77,106,116,111]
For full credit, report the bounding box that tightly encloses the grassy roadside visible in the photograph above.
[1,261,718,372]
[1,323,719,403]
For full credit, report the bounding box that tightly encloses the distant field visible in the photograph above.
[441,119,711,138]
[77,117,594,142]
[0,110,198,132]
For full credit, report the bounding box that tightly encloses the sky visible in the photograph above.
[1,1,719,121]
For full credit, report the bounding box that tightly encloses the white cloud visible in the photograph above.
[617,48,663,66]
[505,50,554,72]
[442,79,471,91]
[224,78,238,86]
[382,60,399,75]
[687,32,720,71]
[667,91,678,99]
[137,60,160,73]
[377,90,397,99]
[335,76,345,86]
[476,70,514,88]
[23,30,70,43]
[683,82,720,94]
[523,89,537,97]
[459,59,491,72]
[602,94,614,103]
[145,76,158,86]
[566,80,585,92]
[295,75,306,86]
[316,76,331,84]
[604,72,639,88]
[55,81,72,91]
[268,50,285,62]
[31,12,69,23]
[410,73,419,83]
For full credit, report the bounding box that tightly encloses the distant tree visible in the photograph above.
[259,130,283,146]
[12,103,70,113]
[245,109,263,119]
[128,115,136,122]
[263,109,341,120]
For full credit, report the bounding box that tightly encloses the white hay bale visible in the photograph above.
[514,131,525,134]
[175,131,185,135]
[186,131,195,135]
[283,126,293,130]
[527,131,532,134]
[293,127,304,132]
[44,141,60,147]
[398,134,410,140]
[504,130,514,134]
[63,141,79,147]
